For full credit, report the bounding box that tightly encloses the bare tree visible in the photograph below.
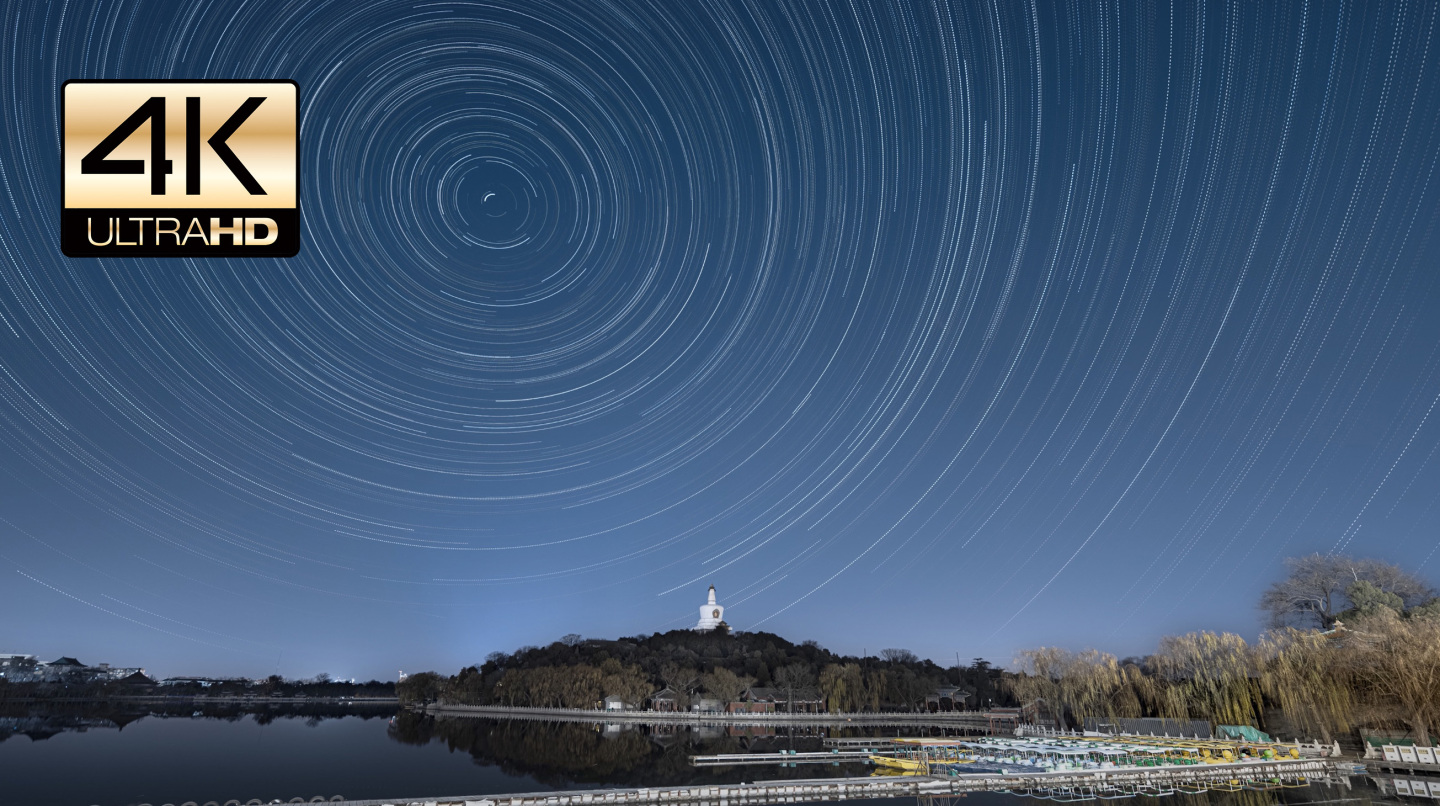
[880,648,919,664]
[599,659,651,708]
[773,663,815,713]
[658,662,698,708]
[1260,554,1435,628]
[561,634,584,647]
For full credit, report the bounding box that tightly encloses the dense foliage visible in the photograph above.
[398,629,1009,712]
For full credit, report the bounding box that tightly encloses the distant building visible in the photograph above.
[986,706,1022,733]
[649,687,682,712]
[40,657,87,682]
[90,663,146,681]
[925,686,972,712]
[1,654,145,684]
[158,677,224,687]
[603,694,629,711]
[114,671,156,689]
[733,686,825,714]
[691,697,723,713]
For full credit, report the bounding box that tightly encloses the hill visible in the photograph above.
[397,629,1009,712]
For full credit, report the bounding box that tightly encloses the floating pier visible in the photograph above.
[1372,773,1440,799]
[691,749,874,766]
[299,758,1339,806]
[1366,743,1440,775]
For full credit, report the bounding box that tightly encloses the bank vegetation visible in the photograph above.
[1007,554,1440,744]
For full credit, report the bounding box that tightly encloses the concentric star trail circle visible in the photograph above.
[1,0,1439,673]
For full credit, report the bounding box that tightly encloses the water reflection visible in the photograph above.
[0,700,392,742]
[386,713,880,787]
[0,706,1426,806]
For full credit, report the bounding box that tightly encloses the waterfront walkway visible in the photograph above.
[422,704,994,727]
[307,758,1343,806]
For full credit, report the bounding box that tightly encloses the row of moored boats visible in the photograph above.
[868,735,1303,776]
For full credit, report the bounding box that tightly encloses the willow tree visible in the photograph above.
[818,663,863,713]
[1008,648,1152,727]
[860,669,889,712]
[1150,632,1263,727]
[1257,628,1354,741]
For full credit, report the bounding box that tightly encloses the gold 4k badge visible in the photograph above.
[62,80,299,257]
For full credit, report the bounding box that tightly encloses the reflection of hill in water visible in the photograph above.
[381,720,1371,806]
[0,701,394,743]
[386,715,876,788]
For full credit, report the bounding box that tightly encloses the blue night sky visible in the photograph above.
[2,0,1439,682]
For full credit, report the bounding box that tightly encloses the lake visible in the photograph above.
[0,705,1405,806]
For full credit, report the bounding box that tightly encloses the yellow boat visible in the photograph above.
[869,755,929,773]
[868,738,977,773]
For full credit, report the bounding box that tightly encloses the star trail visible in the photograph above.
[2,0,1439,679]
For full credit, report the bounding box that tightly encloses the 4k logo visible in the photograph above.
[62,80,299,257]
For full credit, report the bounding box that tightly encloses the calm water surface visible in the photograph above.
[0,707,1411,806]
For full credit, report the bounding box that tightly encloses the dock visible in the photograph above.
[307,758,1342,806]
[691,749,874,766]
[1372,773,1440,798]
[1366,758,1440,775]
[1365,743,1440,775]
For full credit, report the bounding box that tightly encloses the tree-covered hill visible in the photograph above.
[399,629,1009,712]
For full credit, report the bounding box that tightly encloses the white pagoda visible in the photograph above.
[694,585,725,631]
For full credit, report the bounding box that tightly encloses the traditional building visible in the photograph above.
[41,657,87,682]
[694,585,727,632]
[733,686,825,713]
[924,686,973,712]
[648,686,682,712]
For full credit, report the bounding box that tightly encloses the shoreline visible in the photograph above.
[422,703,1001,726]
[1,695,399,705]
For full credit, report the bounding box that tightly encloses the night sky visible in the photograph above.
[2,0,1439,681]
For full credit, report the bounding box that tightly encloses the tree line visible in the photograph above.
[0,673,395,702]
[1006,554,1440,744]
[397,629,1009,712]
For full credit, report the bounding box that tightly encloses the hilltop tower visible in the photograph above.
[694,585,725,631]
